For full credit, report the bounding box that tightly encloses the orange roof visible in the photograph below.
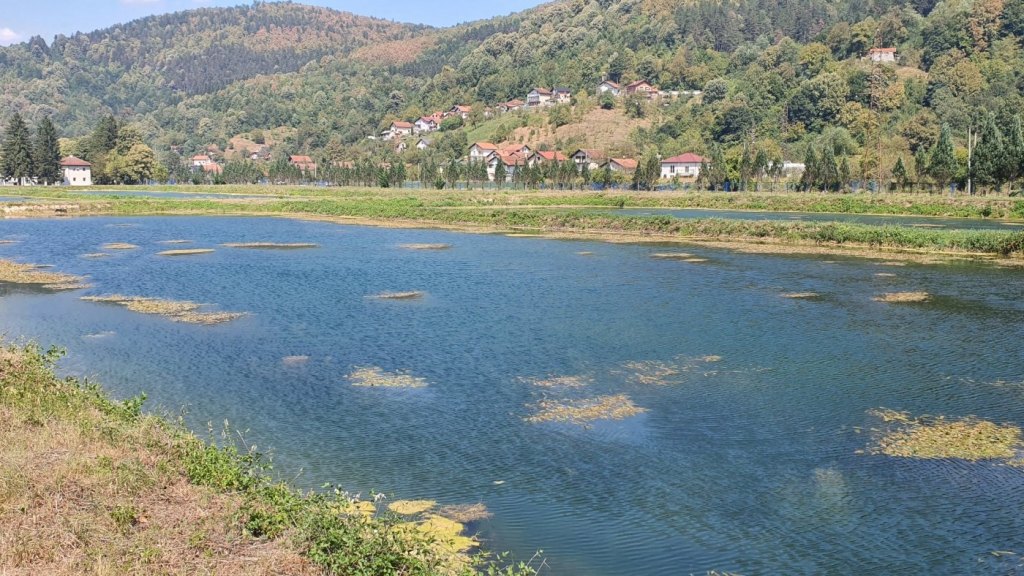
[391,121,414,129]
[496,152,526,166]
[451,105,471,113]
[609,158,638,170]
[59,155,92,167]
[191,154,211,161]
[600,80,621,89]
[662,153,706,164]
[534,150,568,162]
[290,155,314,163]
[505,99,524,106]
[531,88,552,95]
[472,142,498,150]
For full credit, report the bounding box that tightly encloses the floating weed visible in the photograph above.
[437,503,492,523]
[650,252,694,260]
[619,354,723,385]
[866,408,1024,462]
[348,366,427,388]
[878,261,908,267]
[80,295,245,325]
[525,394,646,425]
[701,355,723,363]
[399,243,451,250]
[522,374,592,388]
[158,249,215,256]
[369,291,425,300]
[157,239,192,245]
[282,355,310,366]
[576,251,595,256]
[782,292,819,299]
[0,240,19,245]
[81,253,111,259]
[0,259,90,290]
[388,500,436,515]
[415,515,478,553]
[874,272,897,278]
[874,291,931,303]
[102,243,139,250]
[82,331,116,340]
[683,258,710,263]
[223,242,318,249]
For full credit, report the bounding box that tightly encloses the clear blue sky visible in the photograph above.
[0,0,547,46]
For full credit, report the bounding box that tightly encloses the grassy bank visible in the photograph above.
[0,343,538,575]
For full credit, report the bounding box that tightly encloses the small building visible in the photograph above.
[289,155,317,173]
[501,143,532,156]
[781,161,806,177]
[527,88,553,107]
[60,156,92,186]
[626,80,658,98]
[571,149,607,171]
[389,121,415,138]
[447,105,472,119]
[469,142,499,161]
[486,151,526,182]
[527,150,569,166]
[395,141,408,153]
[603,158,638,173]
[414,117,439,133]
[660,153,706,180]
[499,99,525,113]
[416,138,431,150]
[190,154,213,167]
[867,48,897,63]
[597,80,621,97]
[553,88,572,105]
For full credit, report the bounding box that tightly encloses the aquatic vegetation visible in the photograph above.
[526,394,646,424]
[399,243,451,250]
[782,292,819,299]
[389,500,437,515]
[576,251,595,256]
[414,515,479,553]
[369,291,426,300]
[282,355,310,365]
[650,252,694,260]
[867,408,1024,462]
[80,295,246,325]
[873,292,931,303]
[874,272,897,278]
[158,249,215,256]
[522,374,592,388]
[0,259,90,290]
[102,243,139,250]
[82,331,116,339]
[81,253,111,259]
[348,366,427,388]
[621,355,722,385]
[223,242,319,249]
[878,261,908,267]
[158,239,192,244]
[683,258,709,263]
[437,503,492,523]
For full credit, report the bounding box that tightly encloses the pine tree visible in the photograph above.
[1004,115,1024,188]
[819,144,840,191]
[892,157,909,191]
[494,159,506,188]
[929,124,958,193]
[973,113,1006,193]
[913,147,929,190]
[1,113,34,185]
[799,146,819,192]
[33,116,62,185]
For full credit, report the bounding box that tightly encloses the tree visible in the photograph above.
[819,144,841,191]
[494,160,506,188]
[33,116,62,185]
[105,143,159,184]
[972,113,1007,193]
[892,157,909,191]
[799,146,819,192]
[1,113,34,185]
[929,124,958,193]
[599,163,614,189]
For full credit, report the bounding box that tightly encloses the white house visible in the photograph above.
[486,151,526,182]
[603,158,638,173]
[414,117,439,133]
[867,48,897,63]
[527,88,553,107]
[553,88,572,104]
[416,138,431,150]
[60,156,92,186]
[571,149,607,171]
[469,142,498,161]
[389,121,414,138]
[597,80,622,97]
[190,154,213,167]
[660,153,706,180]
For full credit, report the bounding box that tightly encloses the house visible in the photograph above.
[527,150,569,166]
[501,143,532,156]
[603,158,638,173]
[626,80,658,98]
[527,88,553,107]
[416,138,431,150]
[389,121,414,138]
[660,153,706,180]
[60,156,92,186]
[289,155,317,173]
[781,161,806,177]
[553,88,572,104]
[395,141,408,153]
[597,80,622,97]
[867,48,897,63]
[486,151,526,182]
[571,149,607,171]
[414,117,439,133]
[499,99,525,113]
[469,142,499,161]
[447,105,472,119]
[190,154,213,167]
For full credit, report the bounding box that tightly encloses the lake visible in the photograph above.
[1,216,1023,574]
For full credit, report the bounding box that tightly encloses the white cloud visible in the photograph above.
[0,27,22,46]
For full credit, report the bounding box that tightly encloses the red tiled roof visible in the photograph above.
[531,88,552,95]
[418,116,438,123]
[609,158,638,170]
[573,149,606,160]
[505,99,525,107]
[59,155,92,167]
[290,155,314,163]
[496,152,526,166]
[472,142,499,150]
[662,153,706,164]
[627,80,655,90]
[191,154,211,161]
[451,105,471,113]
[600,80,621,89]
[202,163,223,173]
[534,150,568,162]
[391,121,414,129]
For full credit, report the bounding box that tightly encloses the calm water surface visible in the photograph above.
[1,216,1023,575]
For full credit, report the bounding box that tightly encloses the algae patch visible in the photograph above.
[0,259,90,290]
[369,291,426,300]
[866,408,1024,462]
[80,295,246,325]
[782,292,819,299]
[158,249,215,256]
[522,374,592,388]
[526,394,647,424]
[873,291,931,303]
[223,242,318,249]
[437,503,492,523]
[81,253,111,259]
[102,243,139,250]
[388,500,437,515]
[158,239,192,245]
[282,355,311,365]
[348,366,427,388]
[650,252,694,260]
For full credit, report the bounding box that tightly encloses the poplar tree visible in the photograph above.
[799,146,819,192]
[33,116,62,185]
[972,113,1006,193]
[1,113,34,185]
[494,159,506,188]
[819,144,840,191]
[892,157,909,191]
[929,124,958,193]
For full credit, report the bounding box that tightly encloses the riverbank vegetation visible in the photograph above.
[0,343,540,575]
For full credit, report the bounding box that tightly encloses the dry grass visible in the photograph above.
[222,243,318,249]
[80,295,245,325]
[369,291,426,300]
[873,291,931,303]
[782,292,819,299]
[157,249,215,256]
[102,243,139,250]
[0,259,90,290]
[525,394,646,425]
[388,500,437,515]
[437,504,492,524]
[348,367,427,388]
[867,408,1024,461]
[399,243,451,251]
[522,375,591,388]
[0,347,318,576]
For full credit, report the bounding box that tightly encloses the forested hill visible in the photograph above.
[0,2,431,134]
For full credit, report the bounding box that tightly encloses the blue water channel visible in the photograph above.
[1,216,1023,574]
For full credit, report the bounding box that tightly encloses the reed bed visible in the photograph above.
[868,408,1023,462]
[0,258,90,290]
[522,374,592,388]
[223,242,319,249]
[873,291,931,303]
[101,242,138,250]
[80,294,245,325]
[348,366,427,388]
[369,291,426,300]
[158,248,215,256]
[437,503,492,523]
[526,394,646,424]
[399,243,451,250]
[388,500,437,515]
